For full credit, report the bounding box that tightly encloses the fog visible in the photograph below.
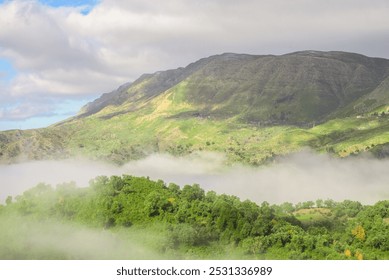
[1,151,389,205]
[0,214,166,259]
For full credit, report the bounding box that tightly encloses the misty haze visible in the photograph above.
[1,151,388,205]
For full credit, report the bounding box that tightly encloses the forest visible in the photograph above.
[0,175,388,260]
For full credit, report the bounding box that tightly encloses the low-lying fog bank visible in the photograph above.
[1,151,388,205]
[0,215,166,259]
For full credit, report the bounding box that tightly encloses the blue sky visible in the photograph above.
[39,0,99,7]
[0,0,99,16]
[0,0,99,8]
[0,58,16,82]
[39,0,99,14]
[1,0,389,131]
[0,99,90,130]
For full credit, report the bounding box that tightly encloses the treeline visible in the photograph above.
[0,175,388,259]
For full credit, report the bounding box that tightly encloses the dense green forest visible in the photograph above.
[0,175,388,260]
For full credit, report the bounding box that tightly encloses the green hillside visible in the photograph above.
[1,51,389,164]
[1,175,388,259]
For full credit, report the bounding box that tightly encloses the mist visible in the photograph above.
[0,214,167,259]
[1,151,389,205]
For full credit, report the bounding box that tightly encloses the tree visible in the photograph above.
[279,202,294,214]
[167,183,180,195]
[181,184,205,202]
[144,191,170,217]
[352,225,366,241]
[302,201,315,209]
[315,199,324,208]
[5,196,12,206]
[335,200,363,217]
[324,199,336,208]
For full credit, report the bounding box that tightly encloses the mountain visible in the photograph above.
[77,50,389,125]
[1,51,389,164]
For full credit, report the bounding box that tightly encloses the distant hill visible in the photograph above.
[1,51,389,164]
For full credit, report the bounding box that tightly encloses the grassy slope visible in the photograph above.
[1,97,388,165]
[51,55,389,164]
[54,82,389,165]
[2,51,389,164]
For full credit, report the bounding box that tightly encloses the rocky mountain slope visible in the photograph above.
[77,50,389,125]
[1,51,389,164]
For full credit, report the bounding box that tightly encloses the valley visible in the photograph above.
[1,51,389,260]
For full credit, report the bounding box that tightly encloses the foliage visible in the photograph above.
[0,175,388,260]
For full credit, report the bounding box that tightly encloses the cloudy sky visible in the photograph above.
[1,0,389,130]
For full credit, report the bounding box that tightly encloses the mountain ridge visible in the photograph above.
[74,50,389,126]
[1,50,389,164]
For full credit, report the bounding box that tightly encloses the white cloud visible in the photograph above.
[0,102,54,120]
[1,0,389,122]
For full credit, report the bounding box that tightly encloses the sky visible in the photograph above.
[1,0,389,130]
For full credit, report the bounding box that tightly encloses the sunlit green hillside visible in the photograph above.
[1,107,389,165]
[1,51,389,164]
